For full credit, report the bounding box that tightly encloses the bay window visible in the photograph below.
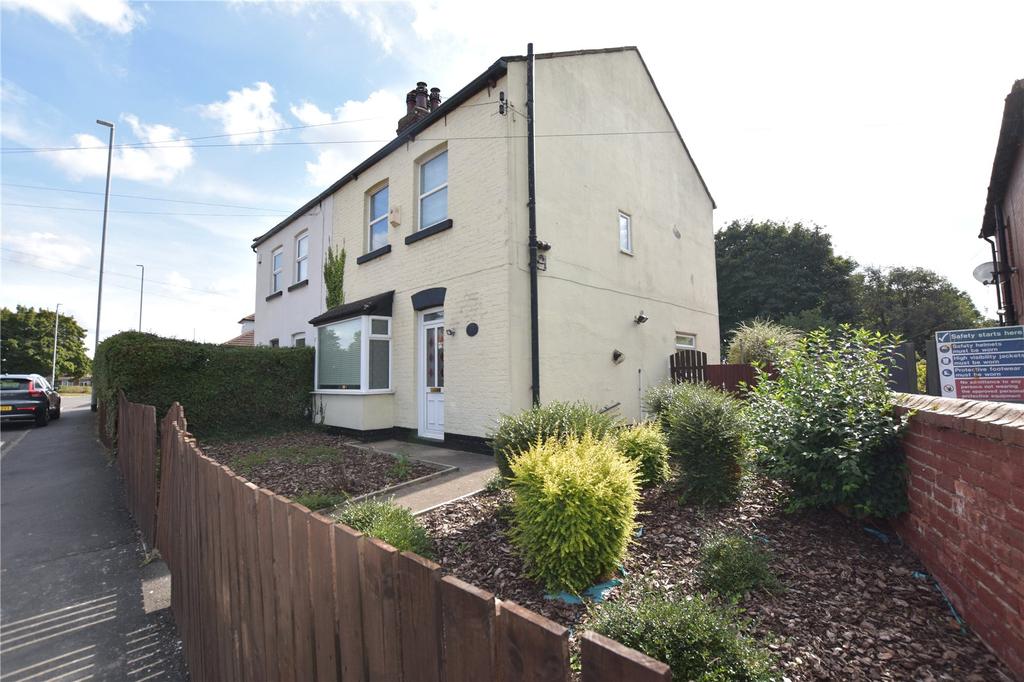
[316,316,391,392]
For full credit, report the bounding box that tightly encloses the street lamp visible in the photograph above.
[136,264,145,331]
[92,118,114,412]
[51,303,62,387]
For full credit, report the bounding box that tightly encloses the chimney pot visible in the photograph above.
[429,87,441,111]
[415,82,429,110]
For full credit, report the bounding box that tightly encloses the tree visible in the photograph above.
[0,306,90,379]
[715,220,859,342]
[857,266,984,351]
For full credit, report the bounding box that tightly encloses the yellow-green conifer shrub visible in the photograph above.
[508,434,639,593]
[615,421,671,487]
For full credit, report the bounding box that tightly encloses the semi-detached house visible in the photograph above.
[251,46,719,448]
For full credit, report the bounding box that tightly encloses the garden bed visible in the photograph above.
[420,478,1011,681]
[201,431,438,510]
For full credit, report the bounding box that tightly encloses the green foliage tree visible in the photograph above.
[324,245,346,309]
[857,266,984,351]
[0,305,90,379]
[715,220,859,344]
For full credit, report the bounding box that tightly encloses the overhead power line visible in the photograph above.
[1,182,290,212]
[2,202,284,217]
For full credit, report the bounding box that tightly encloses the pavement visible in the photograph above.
[358,438,497,514]
[1,395,187,681]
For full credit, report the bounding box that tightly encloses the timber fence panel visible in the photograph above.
[496,600,570,682]
[332,523,366,682]
[397,552,443,682]
[288,503,316,682]
[271,495,297,681]
[359,537,402,681]
[116,393,159,546]
[580,631,672,682]
[239,482,265,680]
[255,489,280,679]
[440,576,496,682]
[308,514,340,682]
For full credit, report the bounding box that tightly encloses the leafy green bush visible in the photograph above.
[490,401,617,478]
[643,382,688,428]
[336,498,433,557]
[664,383,747,505]
[588,580,778,681]
[747,326,909,518]
[294,491,348,511]
[726,319,800,367]
[697,534,779,599]
[93,331,313,443]
[615,422,671,487]
[508,434,638,592]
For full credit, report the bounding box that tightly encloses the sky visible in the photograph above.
[1,0,1022,355]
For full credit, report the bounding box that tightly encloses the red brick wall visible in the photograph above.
[893,395,1024,680]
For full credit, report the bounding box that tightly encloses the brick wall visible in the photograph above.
[893,394,1024,680]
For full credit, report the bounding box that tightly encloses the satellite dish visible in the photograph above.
[973,261,998,285]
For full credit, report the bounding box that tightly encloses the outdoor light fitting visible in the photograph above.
[634,311,649,324]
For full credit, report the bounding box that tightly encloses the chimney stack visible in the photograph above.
[397,81,441,135]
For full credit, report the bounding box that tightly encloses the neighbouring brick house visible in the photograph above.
[250,46,719,446]
[980,79,1024,324]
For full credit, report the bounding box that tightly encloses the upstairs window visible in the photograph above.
[419,150,448,229]
[295,233,309,282]
[369,186,389,251]
[271,248,284,292]
[619,212,632,254]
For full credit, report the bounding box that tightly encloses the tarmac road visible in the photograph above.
[0,395,187,681]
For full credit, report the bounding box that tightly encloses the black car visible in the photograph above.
[1,374,61,426]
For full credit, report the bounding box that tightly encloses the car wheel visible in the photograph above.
[36,407,51,427]
[51,406,61,420]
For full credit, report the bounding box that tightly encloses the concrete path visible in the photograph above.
[1,395,187,681]
[360,439,497,514]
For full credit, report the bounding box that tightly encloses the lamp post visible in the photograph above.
[136,264,145,331]
[92,119,114,411]
[51,303,62,387]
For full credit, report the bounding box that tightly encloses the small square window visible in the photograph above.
[619,212,632,254]
[269,338,280,348]
[675,333,696,350]
[292,332,306,348]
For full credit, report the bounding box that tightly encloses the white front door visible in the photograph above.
[419,309,445,439]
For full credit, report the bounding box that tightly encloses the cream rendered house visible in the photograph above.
[259,46,719,448]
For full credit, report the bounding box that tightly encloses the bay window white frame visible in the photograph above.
[418,148,448,230]
[314,315,392,394]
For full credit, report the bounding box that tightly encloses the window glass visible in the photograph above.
[426,327,436,387]
[420,187,448,229]
[421,151,447,193]
[423,311,443,322]
[369,339,389,389]
[619,212,632,253]
[419,151,448,229]
[272,249,283,292]
[317,319,361,389]
[675,333,696,349]
[369,187,389,252]
[292,333,306,348]
[437,328,444,387]
[296,234,309,282]
[296,234,309,259]
[371,318,389,335]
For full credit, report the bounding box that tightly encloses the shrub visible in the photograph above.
[643,382,688,428]
[664,383,747,505]
[747,326,909,518]
[615,422,671,487]
[697,534,779,599]
[336,498,433,557]
[294,491,348,511]
[588,580,778,681]
[508,434,638,592]
[93,331,314,443]
[490,401,617,478]
[726,319,800,368]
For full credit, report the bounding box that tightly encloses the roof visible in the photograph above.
[222,330,255,347]
[981,79,1024,238]
[238,313,255,323]
[252,46,715,248]
[309,290,394,327]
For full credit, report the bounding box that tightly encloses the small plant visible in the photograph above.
[490,401,618,479]
[508,434,638,592]
[293,491,348,511]
[336,498,433,557]
[483,472,507,493]
[726,318,801,368]
[748,326,909,518]
[697,534,779,599]
[587,579,779,681]
[615,421,671,487]
[389,454,413,479]
[664,383,747,505]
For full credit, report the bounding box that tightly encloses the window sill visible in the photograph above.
[288,279,309,292]
[312,389,395,395]
[620,248,634,256]
[356,244,392,264]
[405,218,453,245]
[265,290,283,301]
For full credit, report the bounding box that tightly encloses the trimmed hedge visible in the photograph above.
[94,332,314,441]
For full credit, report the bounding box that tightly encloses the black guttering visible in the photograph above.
[309,290,395,326]
[252,59,509,249]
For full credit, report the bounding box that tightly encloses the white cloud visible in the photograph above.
[340,1,396,54]
[200,82,286,145]
[2,231,93,270]
[290,89,403,187]
[3,0,141,33]
[51,114,195,183]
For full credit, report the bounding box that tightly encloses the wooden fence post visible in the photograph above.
[440,576,496,682]
[580,631,671,682]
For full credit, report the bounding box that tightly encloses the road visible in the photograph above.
[1,395,187,681]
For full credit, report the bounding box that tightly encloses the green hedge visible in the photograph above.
[94,332,314,441]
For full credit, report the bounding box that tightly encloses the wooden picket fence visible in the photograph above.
[669,350,757,395]
[116,391,158,546]
[112,397,673,681]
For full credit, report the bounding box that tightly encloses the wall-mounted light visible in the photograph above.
[634,310,649,325]
[612,349,624,364]
[537,240,552,252]
[445,328,456,336]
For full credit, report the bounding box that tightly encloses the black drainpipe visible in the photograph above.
[994,204,1017,325]
[984,235,1005,325]
[527,42,541,406]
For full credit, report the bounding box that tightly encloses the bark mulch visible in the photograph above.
[200,431,437,500]
[419,479,1012,682]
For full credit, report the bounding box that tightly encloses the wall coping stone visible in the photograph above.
[894,392,1024,448]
